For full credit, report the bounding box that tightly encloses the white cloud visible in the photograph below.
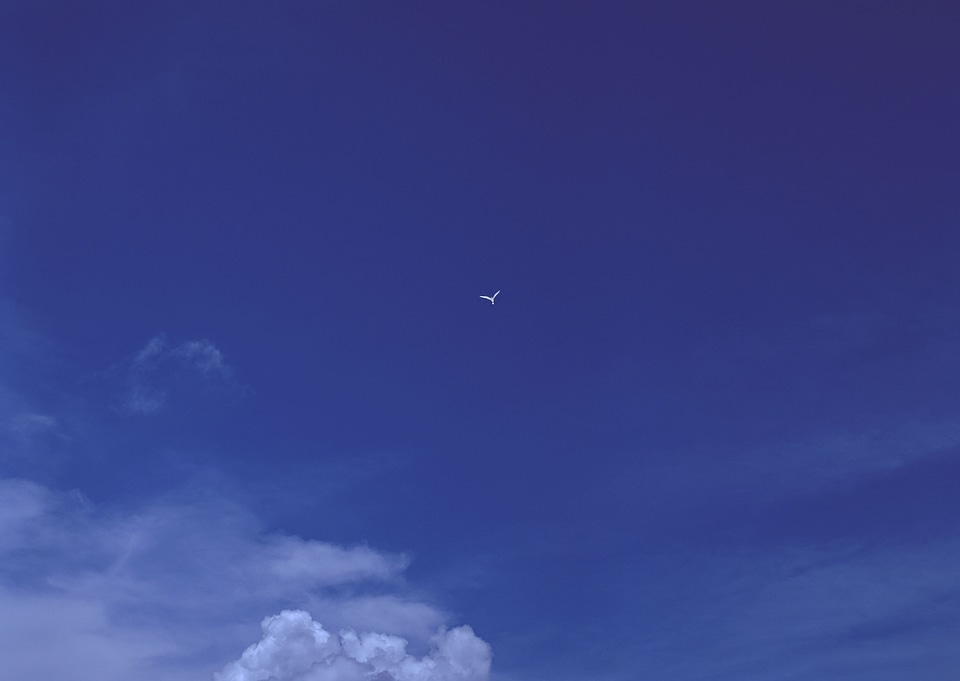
[215,610,492,681]
[264,536,409,586]
[0,476,482,681]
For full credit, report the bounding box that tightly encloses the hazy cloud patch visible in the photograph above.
[116,335,243,415]
[6,413,68,456]
[9,413,58,434]
[169,339,230,376]
[0,586,181,681]
[0,478,50,550]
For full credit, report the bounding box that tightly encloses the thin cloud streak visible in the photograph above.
[598,415,960,526]
[639,540,960,681]
[9,413,58,435]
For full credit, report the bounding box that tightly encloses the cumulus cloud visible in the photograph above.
[215,610,491,681]
[118,334,241,414]
[0,476,476,681]
[299,595,447,646]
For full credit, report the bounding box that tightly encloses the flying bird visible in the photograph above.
[480,290,500,305]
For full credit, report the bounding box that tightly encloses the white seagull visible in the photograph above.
[479,290,500,305]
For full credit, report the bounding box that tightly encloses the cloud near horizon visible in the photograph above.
[0,476,482,681]
[216,610,492,681]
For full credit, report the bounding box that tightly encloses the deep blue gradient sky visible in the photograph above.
[2,2,960,680]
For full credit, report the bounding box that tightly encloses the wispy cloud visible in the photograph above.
[169,339,231,376]
[7,413,64,452]
[124,384,167,415]
[9,413,58,434]
[117,334,243,415]
[0,301,70,473]
[582,418,960,681]
[0,478,49,548]
[264,536,409,586]
[595,415,960,534]
[0,476,486,681]
[134,335,168,365]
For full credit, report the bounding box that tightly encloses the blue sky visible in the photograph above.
[2,2,960,680]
